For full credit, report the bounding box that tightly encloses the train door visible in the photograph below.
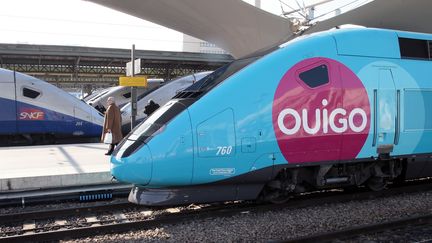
[375,69,396,152]
[193,108,237,184]
[16,80,46,134]
[74,106,92,135]
[0,70,17,134]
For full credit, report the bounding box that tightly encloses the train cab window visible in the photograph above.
[299,64,329,88]
[123,92,131,98]
[23,87,41,99]
[399,38,430,59]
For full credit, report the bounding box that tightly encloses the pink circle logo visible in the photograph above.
[272,57,370,163]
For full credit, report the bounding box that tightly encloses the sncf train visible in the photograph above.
[87,79,164,113]
[0,68,103,144]
[111,28,432,206]
[120,71,212,133]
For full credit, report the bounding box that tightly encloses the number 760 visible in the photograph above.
[216,146,233,155]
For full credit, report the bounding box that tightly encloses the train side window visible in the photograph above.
[23,87,41,99]
[299,64,329,88]
[399,38,429,59]
[123,92,131,98]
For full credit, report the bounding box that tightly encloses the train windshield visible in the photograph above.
[88,89,110,103]
[179,56,259,96]
[128,100,189,142]
[121,86,161,114]
[83,89,103,101]
[126,56,261,143]
[121,72,208,115]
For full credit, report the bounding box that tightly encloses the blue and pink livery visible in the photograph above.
[111,28,432,205]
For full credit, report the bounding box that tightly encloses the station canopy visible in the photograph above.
[87,0,432,59]
[303,0,432,35]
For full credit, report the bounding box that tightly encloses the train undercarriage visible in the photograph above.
[260,155,432,203]
[128,154,432,206]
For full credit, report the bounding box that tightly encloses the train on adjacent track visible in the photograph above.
[0,68,104,145]
[111,28,432,206]
[120,71,212,133]
[86,79,164,113]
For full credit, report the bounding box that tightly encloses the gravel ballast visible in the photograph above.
[0,198,129,215]
[60,190,432,242]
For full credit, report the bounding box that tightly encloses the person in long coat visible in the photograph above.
[101,97,123,155]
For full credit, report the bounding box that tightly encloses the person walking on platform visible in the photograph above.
[144,99,160,116]
[101,97,123,155]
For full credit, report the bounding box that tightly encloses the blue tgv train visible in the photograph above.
[111,28,432,205]
[0,68,104,144]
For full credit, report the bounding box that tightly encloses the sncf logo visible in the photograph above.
[19,108,45,120]
[277,99,367,135]
[272,57,370,163]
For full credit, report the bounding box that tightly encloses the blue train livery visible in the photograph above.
[0,68,103,144]
[110,28,432,205]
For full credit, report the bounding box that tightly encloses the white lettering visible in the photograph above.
[302,109,321,135]
[349,108,367,132]
[329,108,347,133]
[19,111,44,120]
[216,146,233,156]
[322,99,329,134]
[277,99,367,135]
[278,108,301,135]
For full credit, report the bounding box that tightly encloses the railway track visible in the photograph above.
[1,182,431,242]
[286,213,432,242]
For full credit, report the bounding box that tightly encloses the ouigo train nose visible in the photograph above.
[111,143,153,185]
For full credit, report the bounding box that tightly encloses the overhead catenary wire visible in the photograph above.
[278,0,371,24]
[279,0,308,19]
[307,0,371,23]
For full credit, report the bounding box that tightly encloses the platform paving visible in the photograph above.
[0,143,113,191]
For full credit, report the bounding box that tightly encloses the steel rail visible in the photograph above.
[0,200,132,224]
[285,214,432,243]
[1,182,431,242]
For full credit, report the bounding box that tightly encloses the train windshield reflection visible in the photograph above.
[128,100,183,141]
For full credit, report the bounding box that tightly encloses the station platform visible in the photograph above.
[0,143,114,192]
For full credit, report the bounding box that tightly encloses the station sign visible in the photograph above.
[126,58,141,76]
[119,76,148,87]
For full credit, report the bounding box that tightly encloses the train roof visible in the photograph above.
[272,27,432,60]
